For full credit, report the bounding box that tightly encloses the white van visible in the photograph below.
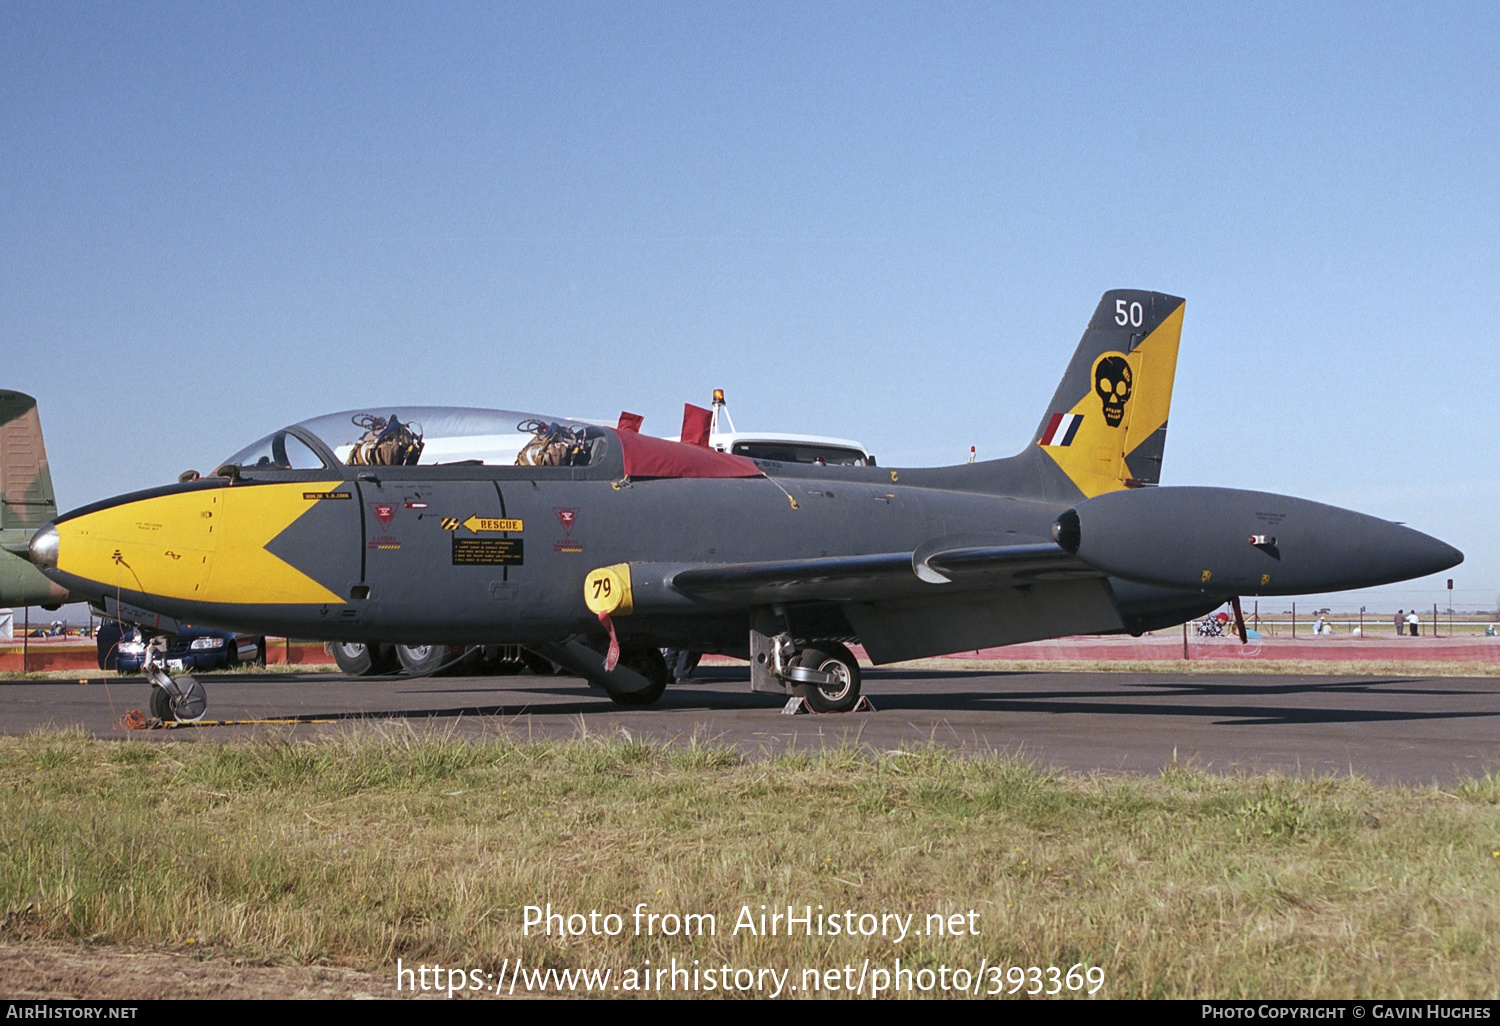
[705,390,875,466]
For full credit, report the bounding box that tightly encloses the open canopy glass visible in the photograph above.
[222,407,609,470]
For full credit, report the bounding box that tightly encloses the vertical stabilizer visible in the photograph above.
[0,391,67,606]
[1031,290,1184,498]
[0,392,58,537]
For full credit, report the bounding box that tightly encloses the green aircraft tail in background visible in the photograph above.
[0,391,67,609]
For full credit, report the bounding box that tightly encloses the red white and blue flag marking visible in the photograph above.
[1040,413,1082,447]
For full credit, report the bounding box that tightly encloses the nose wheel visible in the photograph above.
[148,676,208,722]
[142,636,208,722]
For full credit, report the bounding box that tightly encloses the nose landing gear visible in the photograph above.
[143,636,208,722]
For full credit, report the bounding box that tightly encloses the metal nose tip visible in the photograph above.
[1408,531,1464,577]
[1436,541,1464,572]
[29,524,58,570]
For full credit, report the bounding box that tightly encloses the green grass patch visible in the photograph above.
[0,728,1497,998]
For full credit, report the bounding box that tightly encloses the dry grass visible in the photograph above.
[0,728,1497,999]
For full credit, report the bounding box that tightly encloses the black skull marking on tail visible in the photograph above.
[1093,354,1132,427]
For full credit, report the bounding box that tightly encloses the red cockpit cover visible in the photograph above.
[680,403,712,448]
[613,429,762,479]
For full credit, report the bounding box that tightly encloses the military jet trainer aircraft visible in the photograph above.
[30,291,1462,720]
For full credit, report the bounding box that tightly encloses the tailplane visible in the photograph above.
[1029,290,1185,498]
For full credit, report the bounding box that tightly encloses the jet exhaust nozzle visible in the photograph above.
[1051,509,1081,554]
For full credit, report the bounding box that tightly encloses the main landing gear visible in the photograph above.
[745,606,865,713]
[785,642,863,714]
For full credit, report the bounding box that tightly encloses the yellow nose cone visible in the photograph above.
[55,489,221,601]
[53,482,346,606]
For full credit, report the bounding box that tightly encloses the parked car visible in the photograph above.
[98,623,266,673]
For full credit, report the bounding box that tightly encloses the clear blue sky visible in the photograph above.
[3,1,1495,616]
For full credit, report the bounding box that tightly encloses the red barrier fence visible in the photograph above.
[8,635,1498,674]
[0,639,336,673]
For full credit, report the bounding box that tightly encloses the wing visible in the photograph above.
[667,540,1097,606]
[609,538,1122,665]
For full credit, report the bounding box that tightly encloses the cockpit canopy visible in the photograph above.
[222,407,609,471]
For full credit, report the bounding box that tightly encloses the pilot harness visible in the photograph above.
[346,414,425,467]
[514,419,604,467]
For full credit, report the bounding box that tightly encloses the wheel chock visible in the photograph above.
[781,695,876,715]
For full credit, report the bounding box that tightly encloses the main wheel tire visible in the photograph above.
[149,686,173,721]
[604,647,669,707]
[793,642,862,713]
[223,639,239,670]
[395,644,451,677]
[254,638,268,668]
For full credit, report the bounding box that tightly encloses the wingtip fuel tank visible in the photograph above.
[1054,487,1462,595]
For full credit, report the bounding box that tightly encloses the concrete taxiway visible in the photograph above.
[3,666,1497,785]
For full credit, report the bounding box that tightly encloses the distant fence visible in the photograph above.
[0,638,335,673]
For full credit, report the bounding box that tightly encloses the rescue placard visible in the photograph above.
[442,516,524,532]
[465,516,522,532]
[452,538,524,565]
